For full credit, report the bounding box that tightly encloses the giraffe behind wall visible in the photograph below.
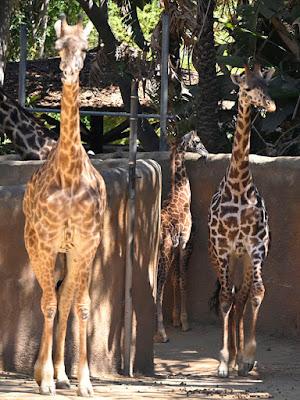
[155,131,208,343]
[0,88,57,159]
[23,16,106,397]
[208,64,276,378]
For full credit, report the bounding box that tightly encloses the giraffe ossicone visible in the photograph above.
[155,130,208,343]
[208,64,276,378]
[23,16,106,397]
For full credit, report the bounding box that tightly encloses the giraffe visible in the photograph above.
[155,131,208,343]
[23,16,105,396]
[0,87,57,159]
[208,65,276,378]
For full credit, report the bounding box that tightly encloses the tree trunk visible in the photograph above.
[192,0,229,153]
[78,0,159,151]
[0,0,17,86]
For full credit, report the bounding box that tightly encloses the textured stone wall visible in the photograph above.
[0,158,161,376]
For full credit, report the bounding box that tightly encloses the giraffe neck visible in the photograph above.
[227,94,252,183]
[56,81,83,182]
[0,88,57,159]
[170,143,188,194]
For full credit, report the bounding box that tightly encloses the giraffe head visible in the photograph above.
[178,131,208,157]
[231,65,276,112]
[54,15,93,84]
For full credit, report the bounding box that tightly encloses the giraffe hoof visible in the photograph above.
[56,378,71,389]
[77,382,94,397]
[39,381,56,395]
[154,333,169,343]
[218,364,229,378]
[181,322,190,332]
[238,362,255,377]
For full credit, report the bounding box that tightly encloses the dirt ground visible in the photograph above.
[1,324,299,399]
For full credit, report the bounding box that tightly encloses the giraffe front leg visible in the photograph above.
[155,257,169,343]
[73,255,95,398]
[228,305,237,370]
[155,239,172,343]
[215,255,233,378]
[218,287,233,378]
[30,254,57,395]
[238,260,265,376]
[54,260,78,390]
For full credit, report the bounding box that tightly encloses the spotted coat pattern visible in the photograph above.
[23,19,105,397]
[208,66,276,378]
[155,132,207,343]
[0,88,57,160]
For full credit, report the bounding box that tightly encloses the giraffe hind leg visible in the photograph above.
[54,253,77,389]
[155,239,172,343]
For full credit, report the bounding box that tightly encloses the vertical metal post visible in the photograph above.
[124,79,138,377]
[159,12,169,151]
[18,24,27,107]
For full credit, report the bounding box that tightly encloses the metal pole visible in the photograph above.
[19,24,27,107]
[124,79,138,377]
[159,12,169,151]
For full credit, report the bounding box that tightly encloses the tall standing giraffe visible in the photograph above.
[23,17,106,396]
[155,131,208,343]
[208,65,276,378]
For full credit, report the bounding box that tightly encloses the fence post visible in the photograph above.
[19,24,27,107]
[159,12,169,151]
[124,79,138,376]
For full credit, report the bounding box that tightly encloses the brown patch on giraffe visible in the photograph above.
[240,161,248,170]
[241,209,255,225]
[230,168,239,179]
[235,131,242,142]
[241,225,251,235]
[230,181,240,192]
[228,229,238,241]
[222,185,232,202]
[237,120,244,130]
[223,216,238,228]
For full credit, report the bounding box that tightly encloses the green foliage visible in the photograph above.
[108,0,161,46]
[8,0,97,61]
[214,0,300,155]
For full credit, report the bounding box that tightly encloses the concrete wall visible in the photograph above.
[100,151,300,338]
[0,158,161,376]
[0,151,299,380]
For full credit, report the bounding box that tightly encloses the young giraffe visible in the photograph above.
[23,17,105,396]
[208,65,276,378]
[155,131,208,343]
[0,87,57,159]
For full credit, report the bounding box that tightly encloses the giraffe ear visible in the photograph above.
[83,21,94,40]
[231,74,243,86]
[263,67,275,82]
[54,20,62,38]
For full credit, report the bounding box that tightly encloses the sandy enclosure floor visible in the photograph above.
[1,324,299,399]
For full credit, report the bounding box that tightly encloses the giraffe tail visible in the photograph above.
[209,280,221,316]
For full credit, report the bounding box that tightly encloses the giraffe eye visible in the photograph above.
[245,88,251,92]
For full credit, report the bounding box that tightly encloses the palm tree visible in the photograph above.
[192,0,229,152]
